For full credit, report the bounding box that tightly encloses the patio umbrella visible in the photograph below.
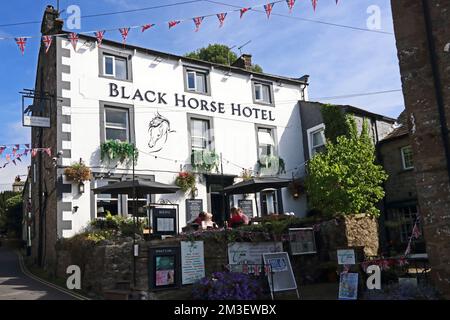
[223,177,291,195]
[92,179,180,197]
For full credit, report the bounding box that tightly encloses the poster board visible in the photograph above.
[337,249,356,265]
[227,242,283,266]
[152,207,177,236]
[148,246,181,290]
[338,273,358,300]
[238,200,254,219]
[289,228,316,255]
[180,241,205,285]
[263,252,297,293]
[185,199,203,223]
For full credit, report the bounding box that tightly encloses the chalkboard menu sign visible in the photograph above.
[185,199,203,223]
[152,208,178,236]
[238,200,254,219]
[149,246,181,290]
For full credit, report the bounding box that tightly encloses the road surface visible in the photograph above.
[0,247,80,300]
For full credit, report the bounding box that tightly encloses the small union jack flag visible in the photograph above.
[217,13,227,27]
[141,24,155,32]
[15,37,27,55]
[312,0,318,11]
[286,0,296,13]
[240,7,250,19]
[193,16,204,32]
[119,28,130,45]
[95,31,105,48]
[42,35,53,54]
[242,264,248,274]
[412,222,421,239]
[264,3,275,19]
[68,33,79,51]
[168,21,181,29]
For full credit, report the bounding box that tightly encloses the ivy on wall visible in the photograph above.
[320,104,350,143]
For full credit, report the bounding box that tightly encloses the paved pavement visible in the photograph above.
[0,247,78,300]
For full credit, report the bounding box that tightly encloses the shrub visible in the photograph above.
[192,272,263,300]
[100,140,138,164]
[175,171,196,193]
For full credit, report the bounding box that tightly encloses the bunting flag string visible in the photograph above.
[15,37,27,55]
[0,145,33,170]
[169,20,181,29]
[42,35,53,53]
[95,31,106,47]
[141,24,155,33]
[312,0,318,11]
[68,32,79,51]
[286,0,296,13]
[193,16,204,32]
[119,28,130,45]
[264,3,276,19]
[217,13,227,28]
[240,7,251,19]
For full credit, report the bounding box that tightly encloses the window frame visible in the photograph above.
[183,65,211,96]
[401,145,414,170]
[187,113,214,153]
[98,47,133,82]
[255,125,277,159]
[99,101,135,144]
[104,107,130,142]
[252,80,274,106]
[307,124,326,159]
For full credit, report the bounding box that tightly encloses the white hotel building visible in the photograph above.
[26,7,309,265]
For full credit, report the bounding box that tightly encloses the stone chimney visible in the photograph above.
[41,5,63,35]
[232,54,253,71]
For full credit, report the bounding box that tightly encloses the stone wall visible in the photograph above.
[391,0,450,298]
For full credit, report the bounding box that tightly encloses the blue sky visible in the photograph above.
[0,0,404,190]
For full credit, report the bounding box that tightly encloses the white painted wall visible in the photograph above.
[59,39,308,235]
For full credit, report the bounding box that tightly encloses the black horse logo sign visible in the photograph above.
[148,112,175,153]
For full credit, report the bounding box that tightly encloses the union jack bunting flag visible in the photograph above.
[242,264,248,274]
[68,33,79,51]
[119,28,130,45]
[42,35,53,54]
[217,13,227,27]
[286,0,296,13]
[95,31,106,47]
[240,7,250,19]
[412,221,421,239]
[15,37,27,55]
[141,24,155,32]
[264,3,275,19]
[193,16,204,32]
[312,0,318,11]
[168,20,181,29]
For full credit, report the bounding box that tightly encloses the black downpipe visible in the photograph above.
[422,0,450,186]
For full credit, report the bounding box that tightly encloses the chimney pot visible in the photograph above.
[232,54,253,71]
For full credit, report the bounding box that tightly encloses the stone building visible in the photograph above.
[378,111,425,255]
[391,0,450,297]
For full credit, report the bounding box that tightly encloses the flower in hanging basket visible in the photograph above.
[175,171,196,193]
[64,161,92,183]
[100,140,138,165]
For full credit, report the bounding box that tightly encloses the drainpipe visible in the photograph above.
[422,0,450,186]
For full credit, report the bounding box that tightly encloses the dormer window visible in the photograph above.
[184,67,210,95]
[253,81,273,105]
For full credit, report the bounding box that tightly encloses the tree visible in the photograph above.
[305,117,388,217]
[0,192,22,237]
[185,44,263,73]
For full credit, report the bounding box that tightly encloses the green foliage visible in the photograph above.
[185,44,264,72]
[90,212,144,237]
[191,149,219,172]
[100,140,138,165]
[320,104,349,143]
[0,192,22,237]
[175,171,196,193]
[305,118,388,217]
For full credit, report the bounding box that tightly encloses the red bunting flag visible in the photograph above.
[168,21,181,29]
[68,33,79,51]
[286,0,296,13]
[193,16,204,32]
[312,0,318,11]
[45,148,52,157]
[15,37,27,55]
[6,154,11,162]
[264,264,271,275]
[141,24,155,32]
[242,264,248,274]
[119,28,130,45]
[95,31,106,47]
[240,7,250,19]
[264,3,275,19]
[254,265,260,276]
[412,222,421,239]
[42,35,53,54]
[217,13,227,27]
[31,149,38,158]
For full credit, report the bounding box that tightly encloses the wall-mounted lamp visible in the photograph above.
[73,206,79,213]
[78,182,85,194]
[97,206,105,217]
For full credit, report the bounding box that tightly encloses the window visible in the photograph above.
[103,54,129,80]
[185,69,208,94]
[253,82,272,104]
[96,179,121,217]
[401,145,414,170]
[261,190,278,216]
[190,118,211,151]
[390,205,420,243]
[104,107,129,142]
[257,127,275,158]
[307,124,326,158]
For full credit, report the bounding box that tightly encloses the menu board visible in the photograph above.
[337,249,356,265]
[148,247,181,290]
[152,208,177,236]
[338,273,359,300]
[238,200,254,219]
[185,199,203,223]
[228,242,283,265]
[181,241,205,285]
[289,228,316,255]
[263,252,297,293]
